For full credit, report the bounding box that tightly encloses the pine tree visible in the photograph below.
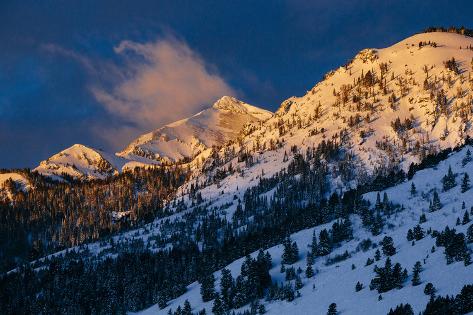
[424,282,436,297]
[305,263,314,278]
[381,236,396,256]
[158,295,168,309]
[318,229,332,256]
[295,275,303,290]
[419,213,427,223]
[371,211,384,235]
[233,275,246,308]
[183,300,192,315]
[282,237,292,264]
[291,241,299,263]
[442,166,456,191]
[387,303,414,315]
[309,230,318,257]
[382,192,391,213]
[406,229,414,241]
[461,173,470,193]
[200,274,216,302]
[258,304,266,314]
[220,268,233,308]
[212,295,224,315]
[355,281,363,292]
[375,192,382,210]
[413,225,424,241]
[462,149,472,166]
[412,261,422,286]
[410,182,417,196]
[464,252,471,266]
[370,258,407,293]
[467,224,473,243]
[327,302,338,315]
[285,266,296,281]
[282,237,299,264]
[463,211,470,225]
[430,190,442,212]
[306,252,315,266]
[375,249,381,261]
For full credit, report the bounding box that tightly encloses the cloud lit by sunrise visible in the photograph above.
[91,37,235,145]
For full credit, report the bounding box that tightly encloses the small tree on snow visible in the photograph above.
[442,166,456,191]
[305,263,314,278]
[355,281,363,292]
[424,282,436,296]
[429,190,442,212]
[327,303,338,315]
[412,261,422,286]
[381,236,396,256]
[462,149,472,167]
[463,211,471,225]
[461,173,470,193]
[282,237,299,265]
[467,224,473,243]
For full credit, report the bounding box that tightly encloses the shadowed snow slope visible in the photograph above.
[138,145,473,315]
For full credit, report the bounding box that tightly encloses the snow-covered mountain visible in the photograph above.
[33,144,125,180]
[117,96,273,165]
[34,96,272,179]
[6,30,473,315]
[181,31,473,197]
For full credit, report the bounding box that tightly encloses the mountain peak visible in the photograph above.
[34,144,122,180]
[118,97,272,165]
[212,96,243,110]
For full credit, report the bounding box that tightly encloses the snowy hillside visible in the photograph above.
[33,144,125,180]
[0,172,30,200]
[118,96,272,165]
[174,31,473,217]
[138,145,473,315]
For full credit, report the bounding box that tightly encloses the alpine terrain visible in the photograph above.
[2,27,473,315]
[32,96,272,180]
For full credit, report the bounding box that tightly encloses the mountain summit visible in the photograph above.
[34,144,125,180]
[35,97,272,179]
[118,96,272,166]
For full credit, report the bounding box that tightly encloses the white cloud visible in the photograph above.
[91,37,235,144]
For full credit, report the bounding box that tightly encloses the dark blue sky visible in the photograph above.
[1,0,472,168]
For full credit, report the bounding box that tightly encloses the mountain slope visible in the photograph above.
[138,145,473,315]
[0,172,30,200]
[178,31,473,208]
[33,144,125,180]
[117,96,273,165]
[260,31,473,172]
